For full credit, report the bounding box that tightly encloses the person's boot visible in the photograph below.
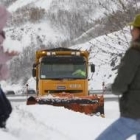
[0,121,6,129]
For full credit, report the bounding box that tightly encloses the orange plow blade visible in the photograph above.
[27,94,104,116]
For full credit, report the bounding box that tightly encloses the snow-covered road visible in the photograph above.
[0,101,135,140]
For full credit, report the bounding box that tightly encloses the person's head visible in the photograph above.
[131,27,140,41]
[129,14,140,41]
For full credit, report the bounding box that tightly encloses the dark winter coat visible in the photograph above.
[0,88,12,127]
[112,41,140,118]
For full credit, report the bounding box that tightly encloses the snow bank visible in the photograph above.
[0,129,18,140]
[5,101,134,140]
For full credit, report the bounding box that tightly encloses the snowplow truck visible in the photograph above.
[27,48,104,116]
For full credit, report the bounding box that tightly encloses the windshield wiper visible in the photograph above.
[51,78,64,80]
[59,77,86,80]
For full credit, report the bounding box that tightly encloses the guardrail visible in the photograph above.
[6,90,110,97]
[7,90,119,102]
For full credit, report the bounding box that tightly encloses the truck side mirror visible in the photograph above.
[32,69,36,77]
[91,64,95,73]
[33,63,37,67]
[32,64,36,77]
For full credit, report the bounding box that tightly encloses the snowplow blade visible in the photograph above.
[27,95,104,116]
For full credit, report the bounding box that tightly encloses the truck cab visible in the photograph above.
[32,48,95,97]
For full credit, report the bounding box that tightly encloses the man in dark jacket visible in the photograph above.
[0,5,18,129]
[0,88,12,128]
[96,14,140,140]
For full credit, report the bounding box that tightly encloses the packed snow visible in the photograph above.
[0,101,135,140]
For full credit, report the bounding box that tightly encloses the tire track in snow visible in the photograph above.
[7,105,75,140]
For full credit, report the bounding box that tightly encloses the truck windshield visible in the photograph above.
[40,63,87,79]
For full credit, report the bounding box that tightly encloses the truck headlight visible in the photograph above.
[76,52,80,56]
[71,52,76,55]
[47,52,51,55]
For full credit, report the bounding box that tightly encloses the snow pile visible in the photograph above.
[0,130,18,140]
[2,101,134,140]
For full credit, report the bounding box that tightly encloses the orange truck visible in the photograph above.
[27,48,104,116]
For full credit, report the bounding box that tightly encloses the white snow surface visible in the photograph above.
[5,22,66,49]
[0,101,135,140]
[8,0,53,12]
[3,38,23,53]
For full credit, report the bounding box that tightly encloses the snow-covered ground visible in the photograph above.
[0,102,134,140]
[0,1,137,139]
[0,101,135,140]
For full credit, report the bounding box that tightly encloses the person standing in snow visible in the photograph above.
[96,14,140,140]
[0,5,19,128]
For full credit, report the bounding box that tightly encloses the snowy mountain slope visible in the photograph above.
[4,101,134,140]
[8,0,105,19]
[5,0,131,51]
[5,22,66,49]
[7,0,125,47]
[8,0,53,12]
[72,27,131,89]
[6,0,102,51]
[6,0,66,50]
